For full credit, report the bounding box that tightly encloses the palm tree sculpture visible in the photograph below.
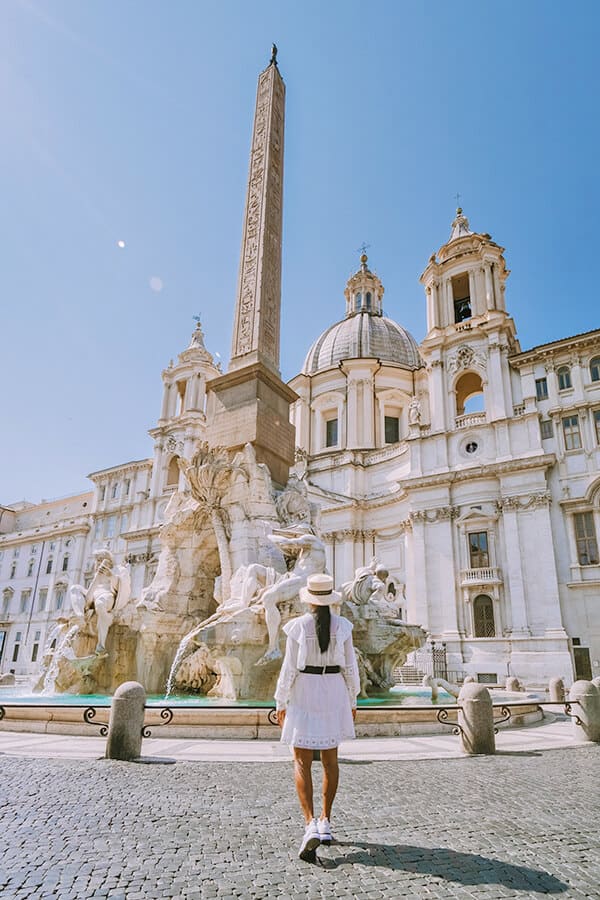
[177,443,246,602]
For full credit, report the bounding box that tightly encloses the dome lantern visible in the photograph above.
[344,252,385,318]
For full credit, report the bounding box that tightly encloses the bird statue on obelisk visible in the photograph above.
[205,48,297,486]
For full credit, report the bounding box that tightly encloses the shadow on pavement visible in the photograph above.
[320,841,567,892]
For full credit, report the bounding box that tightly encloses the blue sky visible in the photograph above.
[1,0,599,503]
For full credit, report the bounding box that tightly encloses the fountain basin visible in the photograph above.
[0,688,544,739]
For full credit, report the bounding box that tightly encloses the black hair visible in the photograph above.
[311,605,331,653]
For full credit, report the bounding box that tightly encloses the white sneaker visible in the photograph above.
[298,818,320,861]
[318,817,333,845]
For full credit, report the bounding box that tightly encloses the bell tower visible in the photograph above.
[419,208,520,432]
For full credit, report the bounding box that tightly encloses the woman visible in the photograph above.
[274,572,361,861]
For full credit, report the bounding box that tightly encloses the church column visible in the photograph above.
[362,377,374,448]
[468,270,477,315]
[347,377,359,447]
[501,508,530,636]
[426,285,435,331]
[545,363,559,407]
[428,359,445,432]
[160,383,171,420]
[445,280,453,327]
[405,519,428,628]
[483,263,494,311]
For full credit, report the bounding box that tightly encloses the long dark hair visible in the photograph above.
[311,605,331,653]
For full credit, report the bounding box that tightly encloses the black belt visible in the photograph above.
[300,665,341,675]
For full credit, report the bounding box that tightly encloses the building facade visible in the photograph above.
[2,215,599,687]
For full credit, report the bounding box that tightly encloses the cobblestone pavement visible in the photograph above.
[1,747,599,900]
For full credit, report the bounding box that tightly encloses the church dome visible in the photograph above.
[301,254,422,375]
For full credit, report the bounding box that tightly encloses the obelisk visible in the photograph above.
[205,47,297,486]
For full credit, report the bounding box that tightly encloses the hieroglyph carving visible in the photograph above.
[231,64,285,369]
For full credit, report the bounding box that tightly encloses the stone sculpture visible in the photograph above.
[69,549,131,653]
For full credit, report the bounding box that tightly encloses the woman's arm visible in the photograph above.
[342,635,361,708]
[274,635,299,711]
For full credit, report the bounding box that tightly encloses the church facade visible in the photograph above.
[2,55,599,688]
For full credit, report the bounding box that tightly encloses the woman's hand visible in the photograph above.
[352,708,357,721]
[276,709,286,728]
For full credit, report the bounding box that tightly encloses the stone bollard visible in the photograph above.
[458,683,496,755]
[549,677,565,703]
[569,680,600,743]
[105,681,146,761]
[506,676,521,692]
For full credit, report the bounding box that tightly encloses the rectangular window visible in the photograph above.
[574,512,599,566]
[100,485,106,501]
[594,410,600,445]
[325,418,338,448]
[12,632,22,663]
[62,556,69,572]
[120,514,129,534]
[55,589,65,611]
[20,591,31,614]
[468,531,489,568]
[111,482,120,499]
[535,378,548,400]
[46,558,53,575]
[9,562,16,579]
[13,548,20,558]
[31,630,41,663]
[477,673,498,684]
[30,544,38,555]
[562,415,582,451]
[384,416,400,444]
[105,515,117,538]
[38,589,47,612]
[540,419,553,439]
[124,479,131,497]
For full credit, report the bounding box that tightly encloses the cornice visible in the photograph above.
[396,453,556,491]
[0,517,91,547]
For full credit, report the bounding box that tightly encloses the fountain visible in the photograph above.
[33,442,428,705]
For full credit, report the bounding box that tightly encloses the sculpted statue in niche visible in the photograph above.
[69,549,131,653]
[408,396,421,426]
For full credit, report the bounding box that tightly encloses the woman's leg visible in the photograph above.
[293,747,315,823]
[320,747,339,819]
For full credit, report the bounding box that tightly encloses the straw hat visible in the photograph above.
[299,573,342,607]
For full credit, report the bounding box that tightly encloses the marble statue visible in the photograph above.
[249,530,327,665]
[408,395,422,426]
[342,558,402,619]
[69,549,131,653]
[137,522,181,612]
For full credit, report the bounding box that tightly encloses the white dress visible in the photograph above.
[274,612,361,750]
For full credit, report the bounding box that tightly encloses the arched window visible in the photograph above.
[62,555,69,572]
[557,366,571,391]
[365,292,372,311]
[455,372,485,417]
[590,357,600,383]
[46,557,53,575]
[27,559,35,577]
[166,455,180,488]
[354,292,362,312]
[473,594,496,637]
